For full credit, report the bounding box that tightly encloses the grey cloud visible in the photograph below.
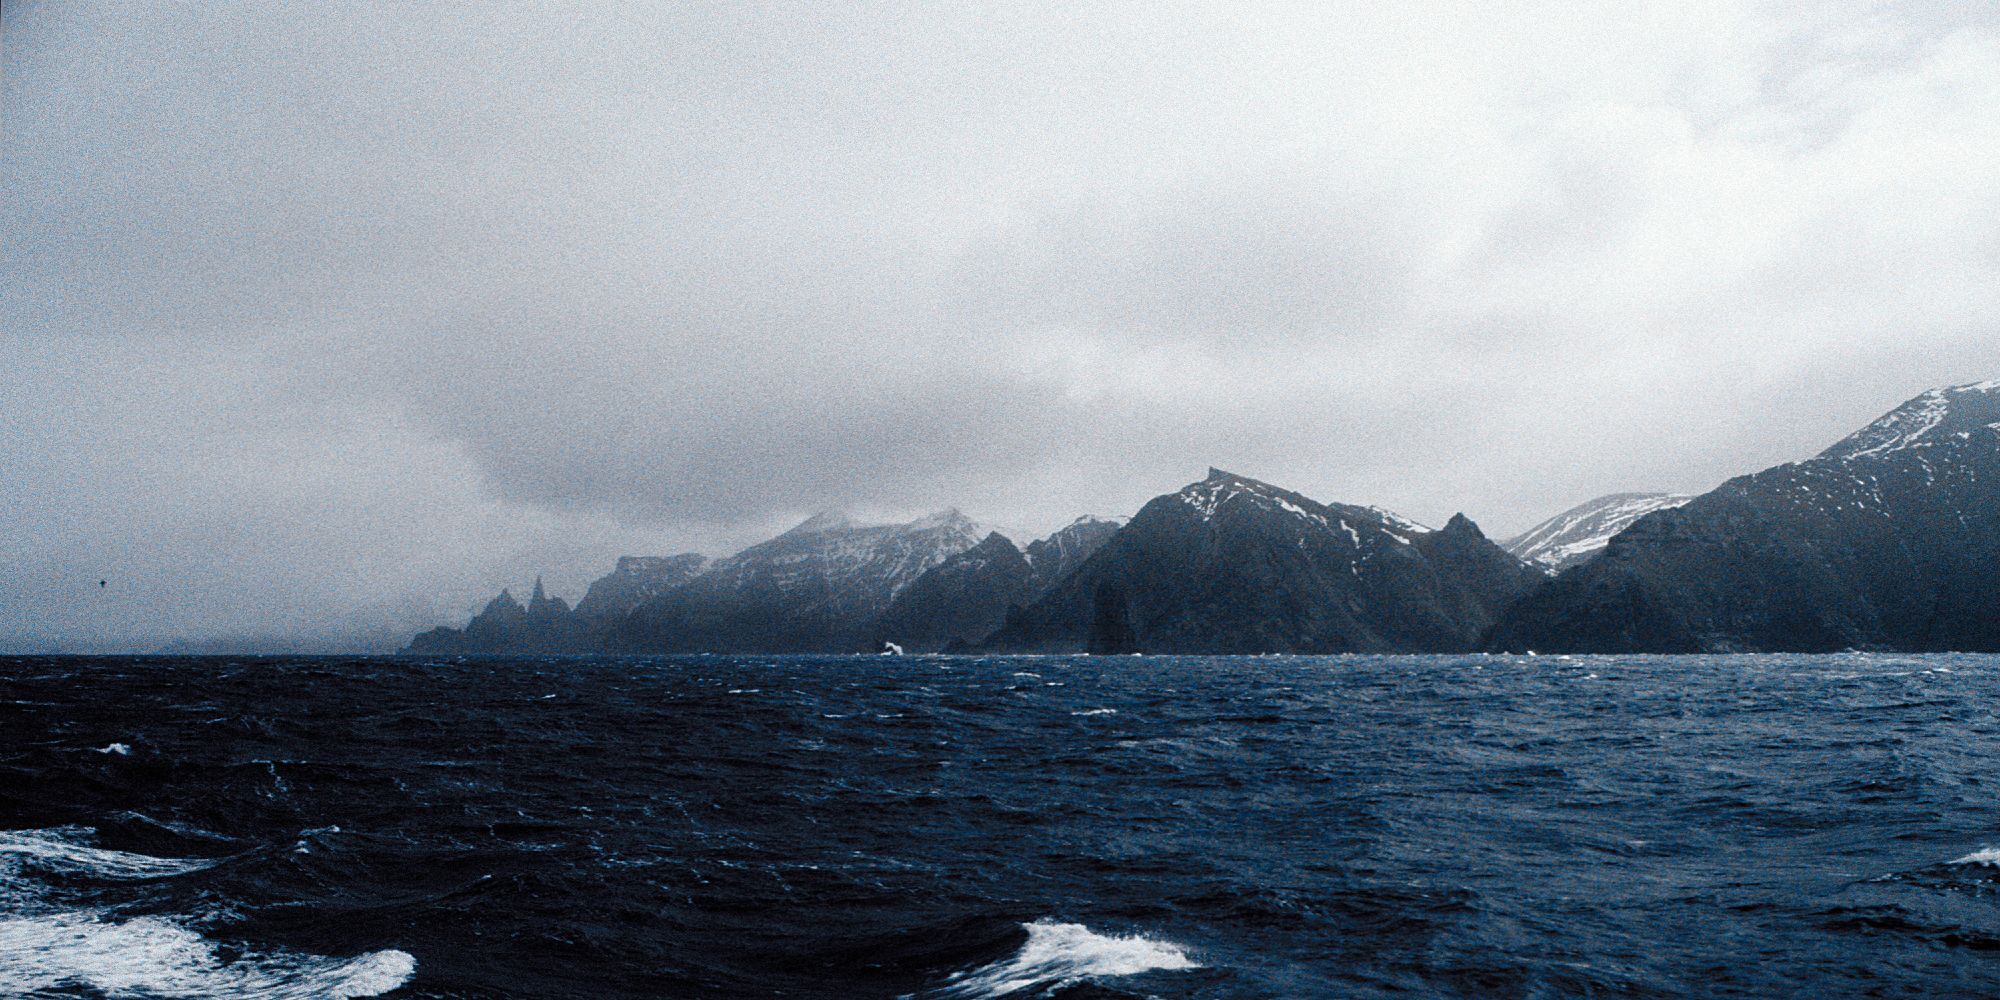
[6,2,2000,650]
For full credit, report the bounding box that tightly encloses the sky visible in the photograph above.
[5,1,2000,651]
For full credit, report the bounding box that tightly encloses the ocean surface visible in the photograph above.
[5,654,2000,998]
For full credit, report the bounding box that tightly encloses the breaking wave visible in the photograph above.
[0,913,414,999]
[0,826,220,882]
[0,828,414,999]
[925,919,1198,998]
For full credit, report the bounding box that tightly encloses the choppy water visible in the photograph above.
[5,653,2000,998]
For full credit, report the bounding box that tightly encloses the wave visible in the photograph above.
[1071,709,1118,717]
[0,827,221,883]
[923,919,1197,998]
[1949,847,2000,866]
[0,912,413,999]
[0,828,414,999]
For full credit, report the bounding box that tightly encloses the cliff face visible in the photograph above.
[867,516,1128,653]
[1488,381,2000,653]
[979,470,1541,654]
[871,533,1035,652]
[1023,516,1126,594]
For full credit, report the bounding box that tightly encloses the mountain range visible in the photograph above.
[1489,379,2000,653]
[975,470,1539,653]
[405,380,2000,656]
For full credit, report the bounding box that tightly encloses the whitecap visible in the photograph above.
[0,912,413,999]
[0,828,220,882]
[292,825,342,856]
[0,828,413,999]
[922,919,1197,998]
[95,743,132,756]
[1071,709,1118,717]
[1949,847,2000,866]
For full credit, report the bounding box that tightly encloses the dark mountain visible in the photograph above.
[405,551,703,655]
[1488,380,2000,653]
[609,509,986,653]
[871,532,1035,652]
[976,469,1543,653]
[870,516,1127,652]
[407,578,594,654]
[572,554,708,618]
[1503,492,1695,573]
[1024,516,1126,593]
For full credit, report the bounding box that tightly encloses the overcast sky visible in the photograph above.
[6,1,1999,650]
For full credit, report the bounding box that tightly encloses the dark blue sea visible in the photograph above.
[6,654,2000,998]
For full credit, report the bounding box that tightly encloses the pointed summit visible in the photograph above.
[483,589,524,615]
[525,574,571,619]
[972,530,1018,550]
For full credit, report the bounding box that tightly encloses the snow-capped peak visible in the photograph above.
[1174,472,1434,549]
[1178,470,1322,523]
[1819,380,2000,462]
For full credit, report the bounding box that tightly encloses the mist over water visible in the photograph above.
[5,653,2000,998]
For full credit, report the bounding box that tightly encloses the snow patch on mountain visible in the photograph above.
[1367,506,1434,537]
[1175,471,1441,573]
[1505,492,1696,573]
[1820,380,2000,462]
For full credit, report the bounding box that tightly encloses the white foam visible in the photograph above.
[926,920,1197,998]
[0,828,413,999]
[0,828,220,882]
[1070,708,1118,717]
[96,743,131,755]
[1950,847,2000,866]
[0,912,413,999]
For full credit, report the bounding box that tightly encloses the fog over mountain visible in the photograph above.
[6,3,2000,651]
